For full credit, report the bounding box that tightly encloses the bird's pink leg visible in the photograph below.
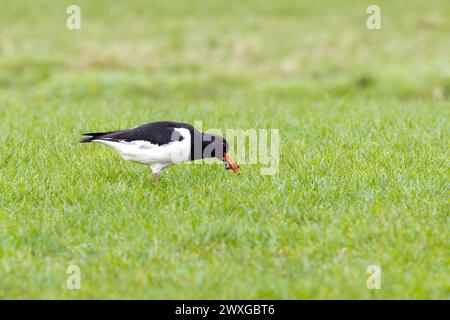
[152,170,160,181]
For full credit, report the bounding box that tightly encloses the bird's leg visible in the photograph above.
[152,171,160,181]
[149,165,160,181]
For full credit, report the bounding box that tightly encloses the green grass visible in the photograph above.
[0,0,449,299]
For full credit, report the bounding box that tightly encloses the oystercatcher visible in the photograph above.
[80,121,239,179]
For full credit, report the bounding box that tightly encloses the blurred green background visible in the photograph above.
[0,0,448,299]
[1,0,449,100]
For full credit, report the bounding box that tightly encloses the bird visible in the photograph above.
[80,121,240,179]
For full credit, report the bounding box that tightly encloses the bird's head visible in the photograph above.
[221,138,240,174]
[202,134,240,174]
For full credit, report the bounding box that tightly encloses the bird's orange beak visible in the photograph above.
[224,152,240,174]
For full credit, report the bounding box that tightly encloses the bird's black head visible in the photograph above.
[202,133,239,174]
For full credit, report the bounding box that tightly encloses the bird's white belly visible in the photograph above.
[95,139,188,165]
[93,128,191,169]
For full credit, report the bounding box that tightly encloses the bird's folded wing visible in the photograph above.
[85,122,190,146]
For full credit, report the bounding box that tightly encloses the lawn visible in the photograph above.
[0,0,449,299]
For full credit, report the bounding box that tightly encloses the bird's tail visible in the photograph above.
[79,131,117,143]
[79,136,96,143]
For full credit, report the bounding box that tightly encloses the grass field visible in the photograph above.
[0,0,449,299]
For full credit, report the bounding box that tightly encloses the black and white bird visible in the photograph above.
[80,121,239,179]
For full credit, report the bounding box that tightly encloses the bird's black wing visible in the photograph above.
[81,121,193,145]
